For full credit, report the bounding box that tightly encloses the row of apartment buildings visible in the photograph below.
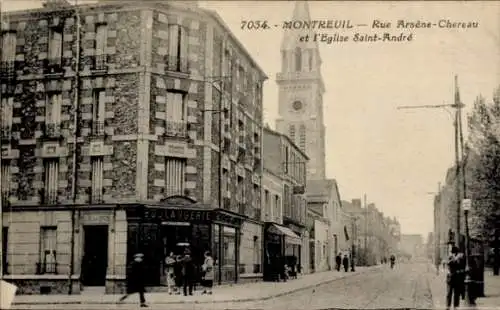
[342,199,401,266]
[0,0,315,295]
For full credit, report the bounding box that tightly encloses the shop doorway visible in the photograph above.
[81,225,108,287]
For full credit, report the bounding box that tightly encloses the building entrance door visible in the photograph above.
[81,225,108,286]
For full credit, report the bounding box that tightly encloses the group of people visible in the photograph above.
[118,248,215,307]
[335,253,351,272]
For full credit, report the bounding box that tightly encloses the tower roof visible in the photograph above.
[281,1,320,52]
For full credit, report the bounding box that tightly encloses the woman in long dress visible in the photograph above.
[201,251,214,295]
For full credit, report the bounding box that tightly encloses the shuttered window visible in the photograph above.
[44,159,59,204]
[165,157,185,197]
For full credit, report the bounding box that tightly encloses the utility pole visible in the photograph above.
[364,194,367,265]
[396,76,465,248]
[0,0,4,281]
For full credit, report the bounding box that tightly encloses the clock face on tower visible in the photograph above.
[292,100,303,111]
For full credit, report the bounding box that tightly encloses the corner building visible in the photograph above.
[0,0,267,294]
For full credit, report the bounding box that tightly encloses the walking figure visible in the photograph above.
[118,253,148,307]
[342,254,349,272]
[164,252,176,294]
[335,253,342,271]
[446,246,465,310]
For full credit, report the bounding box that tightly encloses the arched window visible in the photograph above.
[289,124,296,143]
[294,47,301,72]
[299,124,306,151]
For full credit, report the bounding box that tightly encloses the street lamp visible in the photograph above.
[462,198,475,306]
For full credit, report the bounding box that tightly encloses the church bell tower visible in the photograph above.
[276,1,326,180]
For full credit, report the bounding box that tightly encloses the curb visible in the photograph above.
[13,267,381,305]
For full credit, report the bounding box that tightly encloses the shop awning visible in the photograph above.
[269,224,302,245]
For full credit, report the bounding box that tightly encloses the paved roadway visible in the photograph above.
[12,263,434,310]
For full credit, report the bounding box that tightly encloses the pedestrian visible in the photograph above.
[446,246,464,310]
[118,253,148,307]
[335,253,342,271]
[164,252,176,294]
[343,254,349,272]
[201,251,214,295]
[181,248,195,296]
[174,255,183,294]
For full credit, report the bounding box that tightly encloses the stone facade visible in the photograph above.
[1,1,267,294]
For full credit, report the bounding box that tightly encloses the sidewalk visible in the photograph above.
[427,265,500,309]
[12,266,380,305]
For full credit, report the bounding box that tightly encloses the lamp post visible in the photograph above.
[462,198,475,306]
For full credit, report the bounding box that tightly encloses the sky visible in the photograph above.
[2,0,499,237]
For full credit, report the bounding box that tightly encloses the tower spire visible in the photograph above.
[281,1,318,51]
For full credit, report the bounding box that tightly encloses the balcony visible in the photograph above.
[36,261,58,275]
[165,120,188,139]
[91,121,105,136]
[1,126,11,140]
[165,55,189,74]
[0,61,15,79]
[93,55,108,71]
[43,123,62,139]
[44,57,63,75]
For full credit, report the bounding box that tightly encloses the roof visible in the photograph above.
[263,126,309,160]
[306,179,338,198]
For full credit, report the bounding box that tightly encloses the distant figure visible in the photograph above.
[342,254,349,272]
[164,252,176,294]
[390,254,396,269]
[181,248,195,296]
[118,253,148,307]
[336,253,342,271]
[201,251,214,295]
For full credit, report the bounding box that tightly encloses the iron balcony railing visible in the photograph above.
[36,262,58,275]
[1,126,11,140]
[93,55,107,71]
[44,123,62,138]
[0,61,15,79]
[165,120,187,138]
[45,57,63,74]
[91,121,105,136]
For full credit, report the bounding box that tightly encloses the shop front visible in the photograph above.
[125,196,245,287]
[263,222,302,281]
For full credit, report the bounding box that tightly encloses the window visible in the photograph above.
[165,91,186,138]
[294,47,301,72]
[1,32,16,63]
[284,146,289,173]
[289,124,296,144]
[264,190,270,219]
[1,161,10,202]
[253,184,259,216]
[48,28,63,64]
[39,227,57,274]
[167,24,188,72]
[43,159,59,204]
[222,169,229,194]
[283,184,290,218]
[45,92,62,125]
[94,24,108,69]
[91,156,104,203]
[299,124,306,151]
[92,89,106,135]
[1,97,13,136]
[237,176,244,202]
[164,157,185,197]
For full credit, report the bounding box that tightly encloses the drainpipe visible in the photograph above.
[68,1,81,295]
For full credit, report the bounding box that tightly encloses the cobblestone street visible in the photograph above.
[11,263,435,309]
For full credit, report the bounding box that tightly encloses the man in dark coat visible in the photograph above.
[181,248,195,296]
[118,253,148,307]
[335,253,342,271]
[343,254,349,272]
[446,246,465,310]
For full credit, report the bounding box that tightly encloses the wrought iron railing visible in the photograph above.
[165,120,187,138]
[45,57,63,74]
[36,262,58,274]
[1,126,11,140]
[91,121,105,136]
[44,123,62,138]
[0,61,15,79]
[93,55,107,71]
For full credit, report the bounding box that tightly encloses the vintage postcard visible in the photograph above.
[0,0,498,309]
